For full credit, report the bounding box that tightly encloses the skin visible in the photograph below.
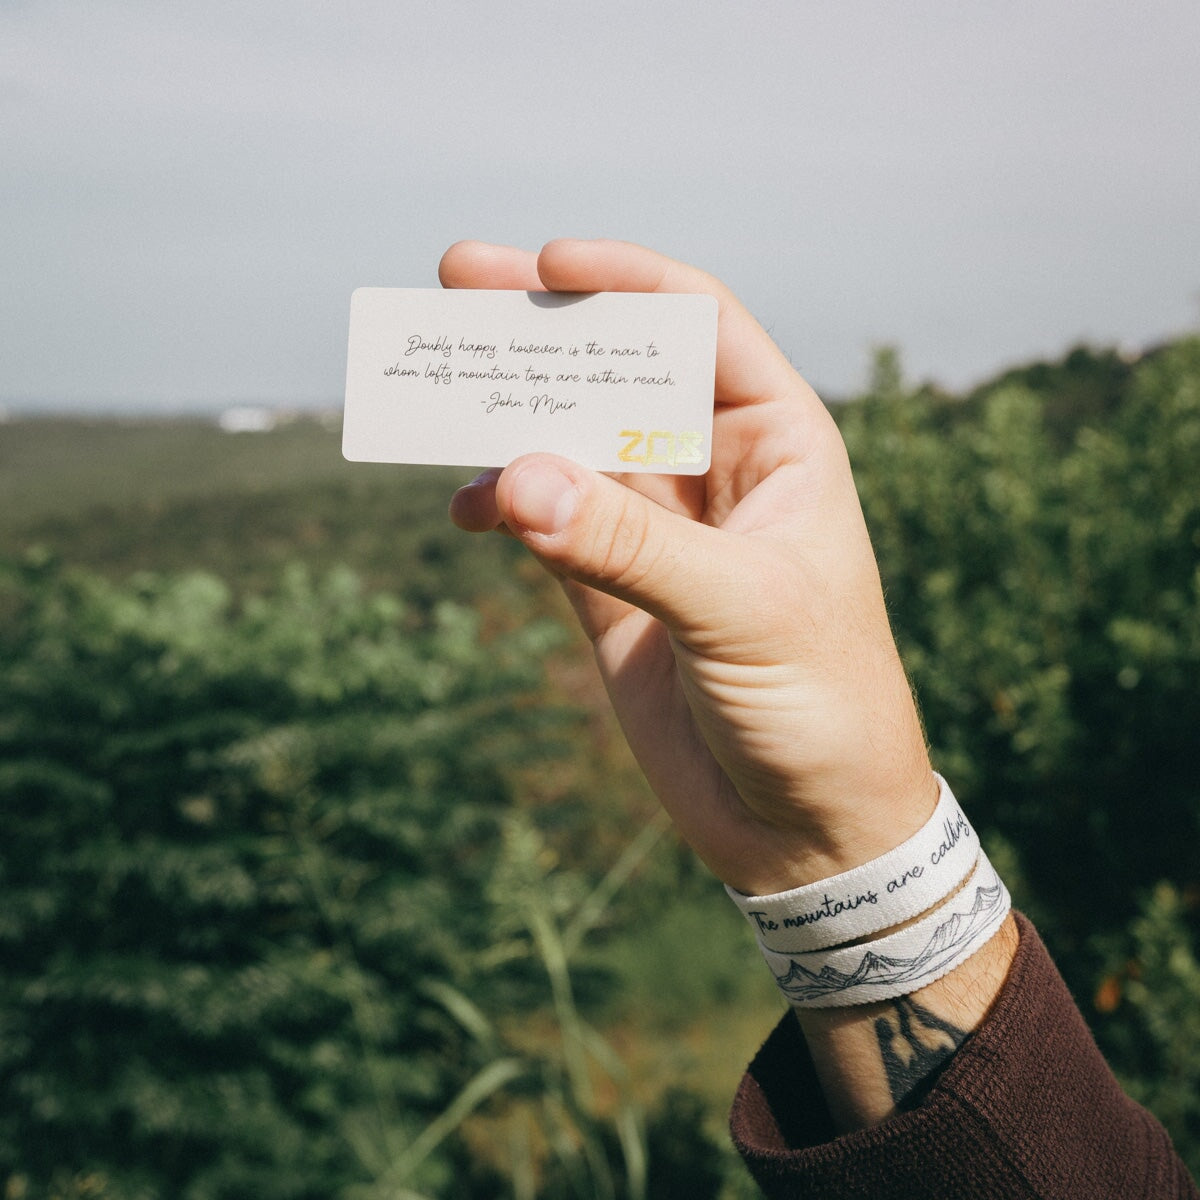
[442,237,1018,1131]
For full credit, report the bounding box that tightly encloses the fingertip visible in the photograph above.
[439,241,541,290]
[448,468,504,532]
[536,238,634,293]
[501,455,583,537]
[535,238,725,305]
[536,236,588,270]
[535,239,579,292]
[437,240,482,287]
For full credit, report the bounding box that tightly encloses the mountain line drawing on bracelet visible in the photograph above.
[772,878,1008,1004]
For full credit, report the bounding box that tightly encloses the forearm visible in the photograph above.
[733,913,1198,1200]
[795,912,1019,1131]
[730,766,1021,1133]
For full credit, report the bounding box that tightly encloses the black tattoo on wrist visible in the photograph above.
[873,996,970,1111]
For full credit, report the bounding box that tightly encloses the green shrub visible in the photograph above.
[0,559,562,1198]
[839,338,1200,1176]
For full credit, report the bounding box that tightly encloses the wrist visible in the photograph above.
[725,774,1018,1129]
[721,762,938,898]
[726,773,975,957]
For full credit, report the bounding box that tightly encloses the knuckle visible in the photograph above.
[591,493,659,594]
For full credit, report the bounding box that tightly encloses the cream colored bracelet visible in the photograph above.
[725,774,978,953]
[756,851,1012,1009]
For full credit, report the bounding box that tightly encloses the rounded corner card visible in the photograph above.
[342,289,717,474]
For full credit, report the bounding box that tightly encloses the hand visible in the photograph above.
[443,238,934,895]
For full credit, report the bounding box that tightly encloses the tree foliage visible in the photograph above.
[839,337,1200,1169]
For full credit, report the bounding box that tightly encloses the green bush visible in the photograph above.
[1101,884,1200,1161]
[839,337,1200,1174]
[0,560,565,1198]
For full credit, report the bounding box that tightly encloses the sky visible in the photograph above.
[2,0,1198,411]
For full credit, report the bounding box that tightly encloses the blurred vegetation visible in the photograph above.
[1,332,1197,1193]
[841,337,1200,1174]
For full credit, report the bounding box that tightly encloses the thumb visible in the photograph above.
[496,454,745,633]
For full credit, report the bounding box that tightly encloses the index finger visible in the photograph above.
[438,241,543,291]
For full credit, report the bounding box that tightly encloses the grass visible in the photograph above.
[593,878,785,1103]
[1,415,359,527]
[0,414,538,617]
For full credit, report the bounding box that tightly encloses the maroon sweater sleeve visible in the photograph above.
[730,913,1198,1199]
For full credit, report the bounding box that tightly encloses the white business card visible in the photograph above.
[342,288,717,474]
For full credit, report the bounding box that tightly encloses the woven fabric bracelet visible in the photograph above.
[725,774,977,953]
[758,850,1012,1009]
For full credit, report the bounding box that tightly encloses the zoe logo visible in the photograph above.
[618,430,704,467]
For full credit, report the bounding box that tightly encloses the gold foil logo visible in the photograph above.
[618,430,704,467]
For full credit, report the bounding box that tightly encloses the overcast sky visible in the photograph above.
[2,0,1198,410]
